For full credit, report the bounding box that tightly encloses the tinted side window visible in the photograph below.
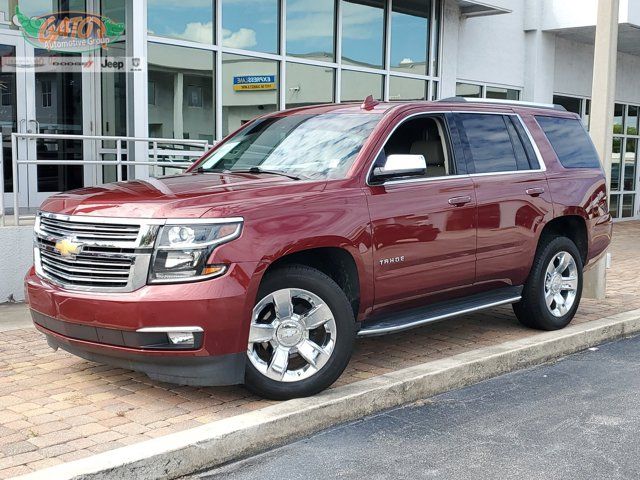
[458,114,519,173]
[536,116,601,168]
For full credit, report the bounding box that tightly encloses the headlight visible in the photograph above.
[148,220,243,284]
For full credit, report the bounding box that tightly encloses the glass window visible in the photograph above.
[431,0,440,76]
[614,103,624,134]
[627,105,639,135]
[222,53,278,136]
[458,114,519,173]
[610,194,620,219]
[341,0,385,68]
[390,0,431,75]
[0,45,16,193]
[286,0,335,60]
[380,116,451,179]
[624,138,637,191]
[486,86,520,100]
[553,95,582,115]
[148,44,214,141]
[456,83,482,98]
[222,0,278,53]
[340,70,383,102]
[535,116,601,169]
[611,137,622,191]
[148,81,156,106]
[148,0,214,43]
[198,113,382,179]
[389,76,426,101]
[286,63,334,108]
[622,194,635,218]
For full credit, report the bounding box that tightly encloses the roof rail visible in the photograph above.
[438,97,566,112]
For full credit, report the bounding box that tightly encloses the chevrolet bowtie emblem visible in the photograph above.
[54,238,83,258]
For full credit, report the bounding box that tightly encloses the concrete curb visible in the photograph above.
[13,308,640,480]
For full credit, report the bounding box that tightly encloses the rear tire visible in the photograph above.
[244,265,355,400]
[513,235,583,331]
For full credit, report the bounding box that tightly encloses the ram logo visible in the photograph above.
[379,256,405,266]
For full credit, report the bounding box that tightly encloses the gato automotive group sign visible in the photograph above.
[13,6,125,53]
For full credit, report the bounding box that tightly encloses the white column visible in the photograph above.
[173,73,184,139]
[127,0,149,178]
[522,0,555,104]
[438,0,460,98]
[584,0,619,300]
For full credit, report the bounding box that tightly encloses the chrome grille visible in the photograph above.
[34,213,158,293]
[39,215,141,243]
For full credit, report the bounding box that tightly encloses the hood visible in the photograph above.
[40,173,327,219]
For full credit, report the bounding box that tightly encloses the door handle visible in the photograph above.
[448,195,472,207]
[525,187,545,197]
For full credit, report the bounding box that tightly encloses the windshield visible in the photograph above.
[196,113,382,180]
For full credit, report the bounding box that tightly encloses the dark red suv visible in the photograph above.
[25,98,612,399]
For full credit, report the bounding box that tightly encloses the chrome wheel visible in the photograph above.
[544,251,579,317]
[247,288,337,383]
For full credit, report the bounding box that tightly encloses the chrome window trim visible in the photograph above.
[365,110,547,187]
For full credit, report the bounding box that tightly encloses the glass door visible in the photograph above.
[0,1,98,210]
[0,31,29,212]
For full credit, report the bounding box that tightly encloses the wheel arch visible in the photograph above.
[537,215,589,265]
[260,244,366,320]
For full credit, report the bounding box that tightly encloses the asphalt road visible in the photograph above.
[191,335,640,480]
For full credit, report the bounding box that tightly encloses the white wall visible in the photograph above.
[554,36,640,104]
[455,0,527,90]
[0,226,33,303]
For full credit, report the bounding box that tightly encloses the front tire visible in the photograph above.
[244,265,355,400]
[513,236,583,331]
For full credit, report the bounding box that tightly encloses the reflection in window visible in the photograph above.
[624,138,637,191]
[41,80,52,108]
[389,76,426,101]
[610,194,620,219]
[341,0,385,68]
[222,53,278,136]
[148,44,214,141]
[286,63,334,108]
[391,0,431,75]
[553,95,582,115]
[340,70,383,102]
[222,0,278,53]
[611,137,622,191]
[14,0,86,18]
[459,114,519,173]
[622,194,636,218]
[456,82,482,98]
[627,105,639,135]
[614,103,624,133]
[486,86,520,100]
[286,0,334,60]
[148,0,213,43]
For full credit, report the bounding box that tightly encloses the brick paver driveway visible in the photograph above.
[1,222,639,478]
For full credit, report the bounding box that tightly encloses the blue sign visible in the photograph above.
[233,75,276,91]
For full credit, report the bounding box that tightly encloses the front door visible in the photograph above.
[0,1,99,212]
[365,113,477,314]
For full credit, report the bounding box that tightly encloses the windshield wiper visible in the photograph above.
[233,167,304,181]
[196,166,304,180]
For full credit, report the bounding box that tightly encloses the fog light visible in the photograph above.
[167,331,195,346]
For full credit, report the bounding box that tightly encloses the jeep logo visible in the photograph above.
[379,256,405,266]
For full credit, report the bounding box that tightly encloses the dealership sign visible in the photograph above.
[13,7,125,53]
[233,75,277,91]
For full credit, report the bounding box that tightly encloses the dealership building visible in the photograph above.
[0,0,639,223]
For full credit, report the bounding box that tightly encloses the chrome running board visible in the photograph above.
[357,287,523,337]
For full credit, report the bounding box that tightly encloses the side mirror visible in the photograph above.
[372,154,427,182]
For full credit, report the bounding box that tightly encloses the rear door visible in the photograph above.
[454,112,553,289]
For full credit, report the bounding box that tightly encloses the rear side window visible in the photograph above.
[536,116,601,168]
[457,113,532,173]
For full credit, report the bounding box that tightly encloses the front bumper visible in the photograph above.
[25,262,263,386]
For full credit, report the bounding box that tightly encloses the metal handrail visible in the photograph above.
[2,132,212,227]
